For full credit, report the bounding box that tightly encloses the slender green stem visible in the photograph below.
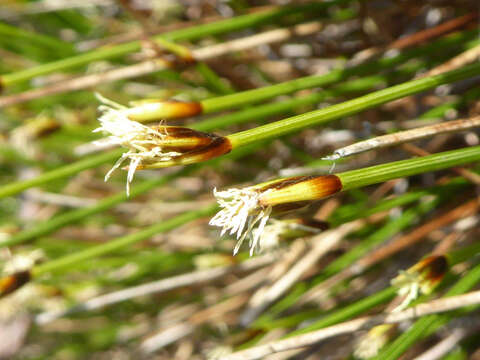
[32,204,218,277]
[260,147,480,207]
[195,75,387,131]
[200,29,478,114]
[290,287,398,336]
[227,62,480,148]
[0,149,122,199]
[338,145,480,191]
[2,34,474,199]
[0,168,191,247]
[0,21,74,57]
[1,2,340,87]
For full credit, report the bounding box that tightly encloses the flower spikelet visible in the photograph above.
[209,187,272,255]
[391,255,448,312]
[94,94,181,195]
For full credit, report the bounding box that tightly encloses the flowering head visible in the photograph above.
[95,94,231,195]
[391,255,448,312]
[209,186,272,256]
[209,175,338,255]
[0,250,43,298]
[0,270,31,299]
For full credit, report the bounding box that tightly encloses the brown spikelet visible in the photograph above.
[137,134,232,169]
[152,126,217,151]
[416,255,448,284]
[0,271,31,298]
[258,175,342,207]
[392,255,449,298]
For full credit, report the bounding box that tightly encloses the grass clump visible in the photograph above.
[1,1,480,359]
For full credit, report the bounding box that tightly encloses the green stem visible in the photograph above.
[338,145,480,191]
[200,29,478,114]
[290,287,398,336]
[0,21,74,57]
[1,168,191,247]
[0,149,122,199]
[227,62,480,148]
[1,2,340,87]
[32,204,218,277]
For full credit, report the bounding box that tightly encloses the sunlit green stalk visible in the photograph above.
[198,30,478,114]
[32,204,218,277]
[338,145,480,191]
[0,149,123,199]
[226,62,480,148]
[0,21,74,58]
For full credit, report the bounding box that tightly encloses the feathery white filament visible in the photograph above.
[391,270,422,312]
[209,187,272,255]
[93,94,180,196]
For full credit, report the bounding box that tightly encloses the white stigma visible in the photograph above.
[391,270,422,312]
[93,93,181,196]
[209,187,272,256]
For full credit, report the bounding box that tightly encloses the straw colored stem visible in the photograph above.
[35,254,274,325]
[224,289,480,360]
[324,115,480,160]
[240,221,362,325]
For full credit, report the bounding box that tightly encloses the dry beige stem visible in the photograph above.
[324,116,480,160]
[224,289,480,360]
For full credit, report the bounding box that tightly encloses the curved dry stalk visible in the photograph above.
[419,43,480,78]
[34,254,274,325]
[240,220,363,326]
[413,326,471,360]
[223,289,480,360]
[323,115,480,160]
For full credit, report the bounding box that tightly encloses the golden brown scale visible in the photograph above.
[419,255,449,283]
[260,176,318,191]
[136,134,232,169]
[258,175,343,207]
[154,126,217,152]
[0,270,31,298]
[183,135,232,162]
